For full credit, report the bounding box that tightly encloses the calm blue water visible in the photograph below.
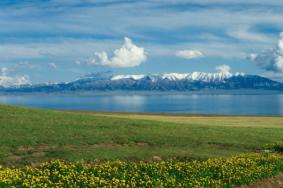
[1,93,283,115]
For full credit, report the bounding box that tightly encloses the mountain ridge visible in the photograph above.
[1,72,283,92]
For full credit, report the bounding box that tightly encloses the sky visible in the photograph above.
[1,0,283,85]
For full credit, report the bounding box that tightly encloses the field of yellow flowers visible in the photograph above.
[0,153,282,188]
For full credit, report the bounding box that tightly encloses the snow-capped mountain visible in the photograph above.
[1,72,283,92]
[111,72,245,83]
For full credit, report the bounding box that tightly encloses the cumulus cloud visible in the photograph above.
[80,37,147,68]
[216,64,231,73]
[176,50,204,59]
[248,32,283,73]
[0,67,8,76]
[48,63,58,70]
[0,67,31,88]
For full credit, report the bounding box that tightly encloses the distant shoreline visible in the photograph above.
[68,109,283,117]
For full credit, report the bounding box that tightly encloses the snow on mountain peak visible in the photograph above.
[111,74,145,81]
[161,73,189,80]
[110,72,244,82]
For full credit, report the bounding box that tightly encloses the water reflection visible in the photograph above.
[0,93,282,115]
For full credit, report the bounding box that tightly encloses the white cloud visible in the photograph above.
[248,53,257,61]
[248,32,283,73]
[0,67,8,76]
[216,64,231,73]
[48,63,58,70]
[0,67,31,87]
[1,0,283,77]
[0,39,122,62]
[261,71,283,82]
[228,25,274,43]
[0,1,282,62]
[82,37,147,68]
[176,50,203,59]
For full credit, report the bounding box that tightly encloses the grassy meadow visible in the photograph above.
[0,104,282,167]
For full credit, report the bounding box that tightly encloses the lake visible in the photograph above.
[1,92,283,115]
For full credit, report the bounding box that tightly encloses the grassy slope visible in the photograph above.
[0,104,282,166]
[87,112,283,128]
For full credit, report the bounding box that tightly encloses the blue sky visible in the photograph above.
[1,0,283,84]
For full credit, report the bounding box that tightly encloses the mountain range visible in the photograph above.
[1,72,283,92]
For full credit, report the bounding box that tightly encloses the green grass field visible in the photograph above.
[0,104,282,167]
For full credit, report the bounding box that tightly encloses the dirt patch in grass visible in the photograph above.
[7,154,22,161]
[63,142,151,150]
[239,173,283,188]
[152,155,162,161]
[93,142,152,148]
[135,142,151,147]
[93,143,129,148]
[4,145,57,166]
[31,152,46,158]
[18,146,34,151]
[207,142,233,149]
[36,145,57,150]
[17,145,57,152]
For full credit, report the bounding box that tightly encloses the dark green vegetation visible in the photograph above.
[265,141,283,153]
[0,104,282,166]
